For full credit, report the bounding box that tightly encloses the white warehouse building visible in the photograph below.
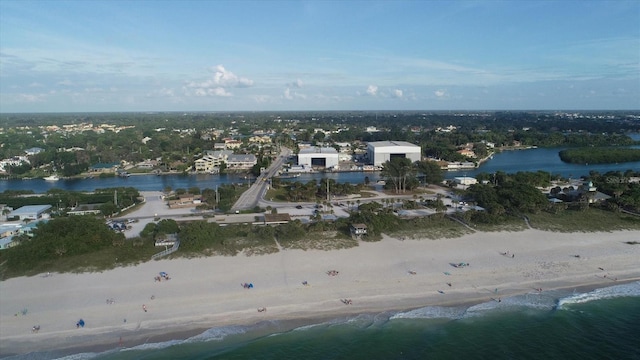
[366,141,422,166]
[297,147,339,169]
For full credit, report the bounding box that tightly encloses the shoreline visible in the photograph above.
[1,229,639,357]
[3,277,638,359]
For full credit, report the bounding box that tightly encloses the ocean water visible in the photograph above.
[9,282,640,360]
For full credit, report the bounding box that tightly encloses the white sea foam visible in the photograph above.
[291,322,328,332]
[390,306,466,320]
[557,281,640,308]
[185,324,249,342]
[120,339,183,352]
[55,352,101,360]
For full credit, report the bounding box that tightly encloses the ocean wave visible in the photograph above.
[120,339,184,352]
[557,281,640,308]
[464,292,558,318]
[54,352,102,360]
[185,324,249,342]
[292,321,330,332]
[390,306,466,320]
[113,324,251,355]
[345,314,389,329]
[391,293,560,321]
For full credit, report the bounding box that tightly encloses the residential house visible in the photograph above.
[226,154,257,170]
[194,150,232,173]
[24,147,44,156]
[457,149,477,158]
[224,139,243,149]
[90,162,119,173]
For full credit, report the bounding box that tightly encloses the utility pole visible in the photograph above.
[326,180,330,202]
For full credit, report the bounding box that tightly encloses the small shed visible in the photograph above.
[264,213,291,225]
[350,223,368,237]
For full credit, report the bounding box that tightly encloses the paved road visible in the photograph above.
[231,146,292,212]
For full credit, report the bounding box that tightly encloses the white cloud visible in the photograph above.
[184,65,252,98]
[392,89,403,98]
[211,87,232,97]
[366,85,378,96]
[212,65,254,87]
[434,89,448,98]
[283,88,306,100]
[193,87,232,97]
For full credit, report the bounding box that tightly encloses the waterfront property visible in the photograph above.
[366,141,421,167]
[297,147,339,170]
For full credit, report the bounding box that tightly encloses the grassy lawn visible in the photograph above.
[527,208,640,232]
[264,187,288,202]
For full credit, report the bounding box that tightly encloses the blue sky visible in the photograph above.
[1,0,638,112]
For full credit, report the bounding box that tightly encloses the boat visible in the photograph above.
[43,175,59,181]
[275,173,300,179]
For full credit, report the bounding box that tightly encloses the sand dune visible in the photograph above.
[1,229,639,356]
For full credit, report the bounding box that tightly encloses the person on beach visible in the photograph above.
[142,304,147,312]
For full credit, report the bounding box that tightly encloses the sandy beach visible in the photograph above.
[1,228,639,357]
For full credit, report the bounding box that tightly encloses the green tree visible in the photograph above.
[381,157,416,194]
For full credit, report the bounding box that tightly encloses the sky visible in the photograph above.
[1,0,639,113]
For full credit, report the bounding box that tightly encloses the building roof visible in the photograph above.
[90,162,119,169]
[227,154,257,162]
[299,147,338,154]
[9,205,52,216]
[264,213,291,223]
[367,141,420,148]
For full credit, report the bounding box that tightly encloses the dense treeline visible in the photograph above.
[270,178,366,202]
[588,170,640,212]
[0,187,141,216]
[0,216,124,274]
[559,148,640,164]
[2,111,638,179]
